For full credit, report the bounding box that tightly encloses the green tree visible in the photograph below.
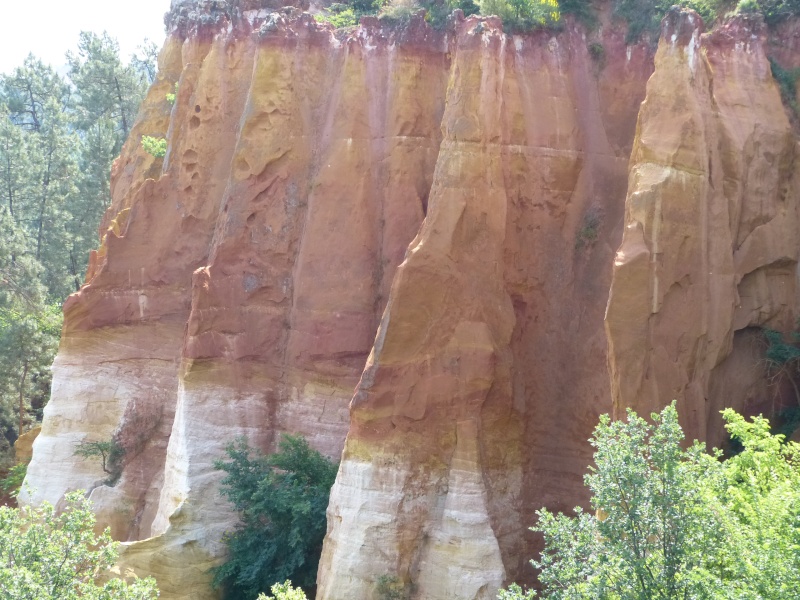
[480,0,560,29]
[0,491,159,598]
[1,59,80,302]
[737,0,800,23]
[132,39,160,86]
[0,210,61,449]
[501,403,800,599]
[68,31,149,146]
[141,135,167,158]
[613,0,723,43]
[212,434,339,600]
[74,439,125,479]
[0,56,70,133]
[0,33,151,456]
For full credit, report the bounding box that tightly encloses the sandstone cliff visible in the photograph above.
[606,9,800,449]
[21,2,800,599]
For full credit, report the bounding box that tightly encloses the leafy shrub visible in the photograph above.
[212,434,338,600]
[452,0,481,15]
[614,0,722,43]
[769,58,800,114]
[257,581,308,600]
[774,405,800,439]
[479,0,560,30]
[737,0,761,10]
[501,403,800,599]
[588,41,605,62]
[318,6,360,27]
[74,438,125,484]
[559,0,598,26]
[141,135,167,158]
[737,0,800,23]
[575,208,601,250]
[376,574,408,600]
[166,82,179,105]
[0,463,26,498]
[0,491,158,598]
[380,0,423,22]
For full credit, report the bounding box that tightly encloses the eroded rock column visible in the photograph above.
[605,8,800,441]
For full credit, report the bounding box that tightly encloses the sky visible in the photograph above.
[0,0,170,75]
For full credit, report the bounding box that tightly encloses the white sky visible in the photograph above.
[0,0,170,75]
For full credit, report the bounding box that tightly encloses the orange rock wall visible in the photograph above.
[318,12,652,599]
[21,3,800,599]
[606,9,800,448]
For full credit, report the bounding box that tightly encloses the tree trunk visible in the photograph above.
[26,81,40,132]
[4,138,14,218]
[36,144,54,261]
[69,249,82,291]
[114,76,129,138]
[18,361,29,437]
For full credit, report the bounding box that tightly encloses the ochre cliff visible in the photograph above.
[606,9,800,449]
[21,2,800,599]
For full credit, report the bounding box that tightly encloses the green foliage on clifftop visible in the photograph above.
[212,434,338,600]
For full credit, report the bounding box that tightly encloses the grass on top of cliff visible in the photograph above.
[212,434,338,600]
[500,403,800,599]
[318,0,568,31]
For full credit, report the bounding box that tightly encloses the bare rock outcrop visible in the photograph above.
[606,8,800,447]
[20,3,800,600]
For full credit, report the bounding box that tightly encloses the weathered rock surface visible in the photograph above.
[316,12,651,600]
[21,2,800,599]
[606,8,800,448]
[13,426,40,464]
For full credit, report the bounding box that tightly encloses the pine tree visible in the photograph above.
[68,32,149,147]
[0,33,151,456]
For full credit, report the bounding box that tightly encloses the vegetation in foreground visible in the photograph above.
[501,402,800,599]
[212,434,338,600]
[0,490,159,598]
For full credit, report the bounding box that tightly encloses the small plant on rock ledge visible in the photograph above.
[141,135,167,158]
[166,82,179,105]
[376,574,409,600]
[575,207,602,250]
[588,41,606,70]
[74,438,124,484]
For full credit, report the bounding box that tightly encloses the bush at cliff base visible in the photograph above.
[0,490,159,598]
[212,434,338,600]
[257,581,307,600]
[500,402,800,599]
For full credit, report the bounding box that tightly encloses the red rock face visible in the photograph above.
[318,11,654,599]
[21,3,800,599]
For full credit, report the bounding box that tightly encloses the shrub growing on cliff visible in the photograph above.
[74,438,125,484]
[141,135,167,158]
[212,434,338,600]
[614,0,722,43]
[736,0,800,23]
[0,490,159,598]
[0,462,27,498]
[501,403,800,599]
[480,0,560,30]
